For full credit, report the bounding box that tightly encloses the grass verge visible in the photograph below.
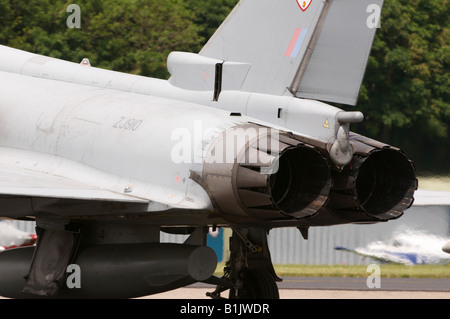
[274,264,450,278]
[215,263,450,278]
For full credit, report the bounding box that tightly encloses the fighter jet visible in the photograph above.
[0,0,421,298]
[443,243,450,254]
[0,221,37,252]
[335,229,450,265]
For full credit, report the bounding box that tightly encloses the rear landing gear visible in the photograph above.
[229,268,279,299]
[207,227,280,299]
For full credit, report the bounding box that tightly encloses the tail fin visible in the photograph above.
[200,0,383,106]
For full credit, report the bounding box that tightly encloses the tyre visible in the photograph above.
[229,269,279,299]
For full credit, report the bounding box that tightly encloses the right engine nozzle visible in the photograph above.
[327,133,417,221]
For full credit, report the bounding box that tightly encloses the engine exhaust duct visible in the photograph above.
[201,124,331,222]
[326,133,417,221]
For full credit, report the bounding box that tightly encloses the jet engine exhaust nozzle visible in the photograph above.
[327,133,417,221]
[202,124,331,222]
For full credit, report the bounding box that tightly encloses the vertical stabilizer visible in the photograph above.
[200,0,383,106]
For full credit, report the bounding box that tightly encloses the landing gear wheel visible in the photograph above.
[230,269,279,299]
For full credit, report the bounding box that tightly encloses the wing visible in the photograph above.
[0,147,209,219]
[200,0,383,105]
[0,164,149,219]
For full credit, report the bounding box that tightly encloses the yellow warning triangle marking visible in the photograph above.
[323,119,329,128]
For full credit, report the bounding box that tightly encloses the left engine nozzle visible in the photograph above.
[200,124,331,222]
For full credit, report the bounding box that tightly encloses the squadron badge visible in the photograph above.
[297,0,312,12]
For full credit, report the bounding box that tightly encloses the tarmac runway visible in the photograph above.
[141,276,450,299]
[1,277,448,299]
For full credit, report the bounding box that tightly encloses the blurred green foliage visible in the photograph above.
[351,0,449,173]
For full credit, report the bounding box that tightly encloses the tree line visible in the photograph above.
[0,0,448,174]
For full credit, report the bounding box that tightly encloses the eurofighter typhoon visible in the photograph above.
[0,0,420,298]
